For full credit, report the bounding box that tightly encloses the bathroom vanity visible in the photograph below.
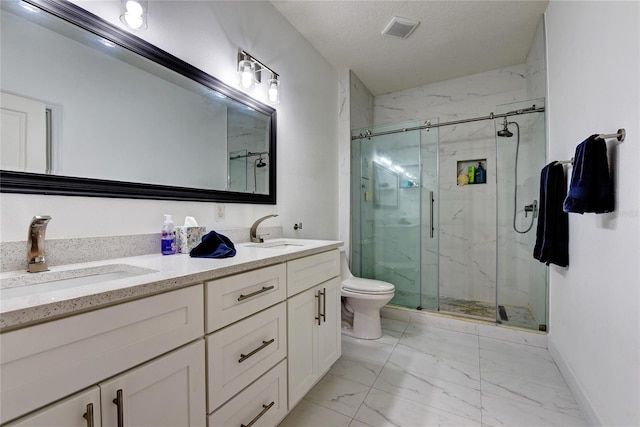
[0,239,342,426]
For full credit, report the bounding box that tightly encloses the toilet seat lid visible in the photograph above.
[342,277,395,294]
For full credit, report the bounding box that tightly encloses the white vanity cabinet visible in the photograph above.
[5,387,102,427]
[7,341,206,427]
[0,285,205,425]
[0,241,343,427]
[286,250,341,408]
[100,340,206,427]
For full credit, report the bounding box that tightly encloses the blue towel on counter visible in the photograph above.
[563,135,614,214]
[534,162,569,267]
[190,230,236,258]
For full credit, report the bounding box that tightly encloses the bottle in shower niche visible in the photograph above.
[475,161,486,184]
[468,165,475,184]
[161,214,176,255]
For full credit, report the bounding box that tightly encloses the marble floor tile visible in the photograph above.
[304,373,371,418]
[355,388,481,427]
[373,361,482,422]
[329,356,385,387]
[278,399,352,427]
[388,343,480,388]
[479,337,566,386]
[281,318,586,427]
[481,370,582,417]
[478,324,547,348]
[380,317,409,333]
[400,324,480,367]
[341,334,396,364]
[481,393,588,426]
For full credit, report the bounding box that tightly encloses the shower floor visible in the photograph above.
[391,295,541,330]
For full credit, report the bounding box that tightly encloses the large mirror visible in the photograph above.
[0,0,276,203]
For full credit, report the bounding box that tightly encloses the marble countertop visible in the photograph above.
[0,239,343,331]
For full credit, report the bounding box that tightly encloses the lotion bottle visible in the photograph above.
[161,214,176,255]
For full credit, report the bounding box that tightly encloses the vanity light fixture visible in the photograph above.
[120,0,148,30]
[237,49,280,104]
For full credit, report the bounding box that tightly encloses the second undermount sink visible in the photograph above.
[0,264,158,300]
[246,240,305,249]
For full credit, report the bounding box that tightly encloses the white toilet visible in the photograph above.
[340,250,395,340]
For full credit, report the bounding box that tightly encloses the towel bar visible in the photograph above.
[595,128,626,142]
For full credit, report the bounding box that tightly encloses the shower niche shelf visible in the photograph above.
[457,158,487,186]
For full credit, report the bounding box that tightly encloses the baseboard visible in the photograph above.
[547,333,603,426]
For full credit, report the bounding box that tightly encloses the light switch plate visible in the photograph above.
[215,204,225,222]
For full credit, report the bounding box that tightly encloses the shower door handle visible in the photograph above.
[429,191,435,238]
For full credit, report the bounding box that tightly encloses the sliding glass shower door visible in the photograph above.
[351,121,439,310]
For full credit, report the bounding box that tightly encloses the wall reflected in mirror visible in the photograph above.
[0,0,273,199]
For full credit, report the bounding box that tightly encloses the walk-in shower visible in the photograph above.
[351,99,548,331]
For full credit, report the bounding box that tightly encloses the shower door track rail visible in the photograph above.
[351,105,545,140]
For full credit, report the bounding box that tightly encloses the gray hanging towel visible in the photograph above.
[534,162,569,267]
[563,135,614,214]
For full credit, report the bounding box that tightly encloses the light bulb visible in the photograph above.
[124,13,143,29]
[120,0,147,30]
[268,86,278,103]
[267,77,280,104]
[241,70,253,89]
[238,59,255,90]
[125,0,143,15]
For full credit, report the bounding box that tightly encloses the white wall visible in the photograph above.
[545,1,639,425]
[0,1,339,242]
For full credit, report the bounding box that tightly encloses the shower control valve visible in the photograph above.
[524,200,538,218]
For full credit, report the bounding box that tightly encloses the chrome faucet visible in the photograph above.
[27,215,51,273]
[250,214,278,243]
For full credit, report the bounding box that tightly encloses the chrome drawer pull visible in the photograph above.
[113,389,124,427]
[240,401,275,427]
[238,285,275,301]
[83,403,94,427]
[239,338,275,363]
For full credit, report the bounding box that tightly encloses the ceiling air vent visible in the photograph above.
[382,16,420,39]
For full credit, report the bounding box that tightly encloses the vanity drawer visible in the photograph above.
[208,359,287,427]
[0,285,204,424]
[287,249,339,297]
[206,264,286,333]
[207,302,286,411]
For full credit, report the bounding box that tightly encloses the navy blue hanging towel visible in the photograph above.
[534,162,569,267]
[190,230,236,258]
[563,134,614,214]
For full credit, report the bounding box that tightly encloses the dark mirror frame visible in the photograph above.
[0,0,277,204]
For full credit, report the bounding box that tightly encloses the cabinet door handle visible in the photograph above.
[238,285,275,301]
[239,338,275,363]
[240,401,275,427]
[113,389,124,427]
[315,291,321,325]
[83,403,94,427]
[321,288,326,323]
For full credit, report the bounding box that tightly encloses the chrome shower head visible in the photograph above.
[497,117,513,138]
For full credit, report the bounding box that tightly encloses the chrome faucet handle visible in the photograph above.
[27,215,52,273]
[250,214,278,243]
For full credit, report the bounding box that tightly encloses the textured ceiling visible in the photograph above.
[270,1,548,95]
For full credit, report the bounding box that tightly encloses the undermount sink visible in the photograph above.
[0,264,158,300]
[246,240,305,249]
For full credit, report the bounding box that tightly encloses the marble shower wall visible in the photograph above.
[374,65,529,305]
